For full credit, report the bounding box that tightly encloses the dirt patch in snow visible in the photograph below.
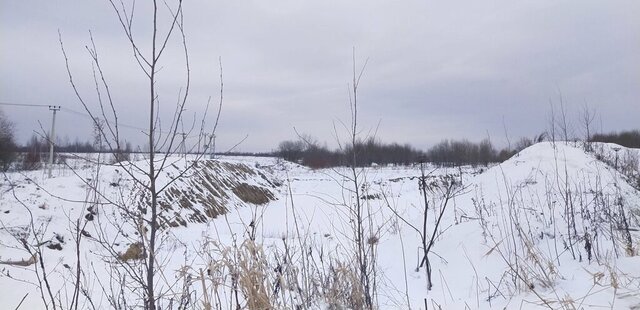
[118,242,146,261]
[232,183,274,205]
[156,160,279,227]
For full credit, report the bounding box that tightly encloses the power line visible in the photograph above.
[0,102,51,108]
[61,107,151,132]
[2,100,211,141]
[1,101,154,133]
[61,107,191,136]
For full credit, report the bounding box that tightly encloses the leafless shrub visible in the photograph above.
[54,0,226,308]
[0,108,17,171]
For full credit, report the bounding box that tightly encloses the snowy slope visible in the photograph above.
[0,143,639,309]
[414,142,640,308]
[0,155,282,309]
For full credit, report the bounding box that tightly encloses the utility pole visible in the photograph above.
[210,133,216,159]
[179,132,187,158]
[203,133,210,157]
[48,105,61,178]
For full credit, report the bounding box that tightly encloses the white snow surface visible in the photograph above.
[1,142,639,309]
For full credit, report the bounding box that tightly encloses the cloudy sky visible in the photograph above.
[1,1,638,152]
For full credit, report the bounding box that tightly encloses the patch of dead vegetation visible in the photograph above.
[0,254,37,267]
[232,183,275,205]
[155,160,278,227]
[118,242,146,261]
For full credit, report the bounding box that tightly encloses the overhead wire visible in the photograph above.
[2,100,246,154]
[0,102,51,108]
[0,100,205,139]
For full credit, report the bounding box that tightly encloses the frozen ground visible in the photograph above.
[1,142,639,309]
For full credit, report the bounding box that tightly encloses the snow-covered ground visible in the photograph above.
[1,142,639,309]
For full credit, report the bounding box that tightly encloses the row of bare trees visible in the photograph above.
[277,136,421,168]
[14,135,131,154]
[276,135,538,168]
[590,130,640,148]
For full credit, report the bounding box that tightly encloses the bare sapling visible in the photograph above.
[57,0,225,308]
[328,49,379,309]
[580,102,596,151]
[418,172,466,290]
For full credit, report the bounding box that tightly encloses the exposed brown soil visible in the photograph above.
[155,160,279,228]
[232,183,275,205]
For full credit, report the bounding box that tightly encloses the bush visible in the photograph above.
[277,139,306,163]
[22,135,45,170]
[112,142,132,163]
[0,109,17,171]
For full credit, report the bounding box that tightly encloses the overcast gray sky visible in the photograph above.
[1,1,638,152]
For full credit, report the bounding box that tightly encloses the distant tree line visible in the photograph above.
[426,139,498,167]
[278,137,421,168]
[275,135,542,168]
[346,139,420,166]
[220,151,276,158]
[15,136,98,153]
[5,103,640,171]
[16,134,132,154]
[276,137,343,168]
[590,130,640,148]
[1,132,134,171]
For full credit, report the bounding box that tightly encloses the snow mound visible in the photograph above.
[431,142,640,308]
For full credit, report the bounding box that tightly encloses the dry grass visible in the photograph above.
[118,242,146,261]
[323,262,365,310]
[232,183,275,205]
[151,161,279,228]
